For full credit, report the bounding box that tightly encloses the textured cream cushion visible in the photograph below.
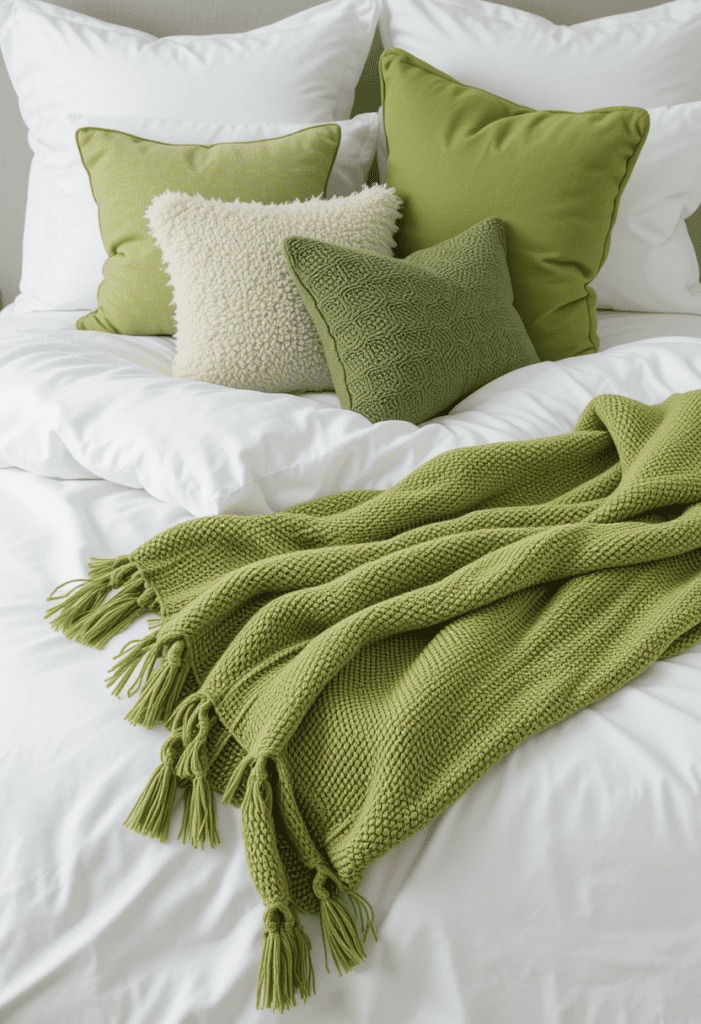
[146,185,403,393]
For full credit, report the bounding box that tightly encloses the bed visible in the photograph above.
[3,0,701,1021]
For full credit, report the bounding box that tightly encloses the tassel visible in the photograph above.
[123,734,183,842]
[221,752,256,807]
[46,555,130,639]
[178,774,220,850]
[46,556,157,649]
[315,872,377,976]
[106,632,159,697]
[318,891,366,976]
[172,694,220,850]
[256,906,315,1012]
[125,640,191,729]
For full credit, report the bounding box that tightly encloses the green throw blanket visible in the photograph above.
[47,390,701,1012]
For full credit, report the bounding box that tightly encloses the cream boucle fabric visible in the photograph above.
[146,185,403,393]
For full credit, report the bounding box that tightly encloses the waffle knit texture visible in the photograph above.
[47,389,701,1012]
[146,184,403,394]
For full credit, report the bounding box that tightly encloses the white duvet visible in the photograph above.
[2,308,701,1023]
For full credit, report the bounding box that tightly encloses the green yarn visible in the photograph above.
[47,389,701,1011]
[282,217,540,425]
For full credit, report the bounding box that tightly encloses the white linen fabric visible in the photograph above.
[1,308,701,516]
[377,0,701,315]
[2,309,701,1022]
[145,185,402,394]
[0,0,379,315]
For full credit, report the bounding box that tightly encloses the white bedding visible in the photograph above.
[3,308,701,1022]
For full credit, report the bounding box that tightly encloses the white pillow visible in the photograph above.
[29,112,380,316]
[0,0,379,315]
[379,0,701,109]
[145,185,403,394]
[377,0,701,315]
[590,102,701,314]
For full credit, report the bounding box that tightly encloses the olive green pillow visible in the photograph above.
[282,216,540,425]
[75,124,342,336]
[380,48,651,362]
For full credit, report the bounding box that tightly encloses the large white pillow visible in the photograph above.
[24,111,380,316]
[377,0,701,315]
[379,0,701,109]
[0,0,379,315]
[145,185,403,394]
[590,102,701,314]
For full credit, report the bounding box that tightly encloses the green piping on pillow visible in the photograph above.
[380,48,650,362]
[76,124,342,336]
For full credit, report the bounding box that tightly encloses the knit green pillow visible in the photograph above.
[380,48,651,362]
[75,124,342,336]
[282,216,539,424]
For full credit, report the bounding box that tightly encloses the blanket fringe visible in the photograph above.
[123,734,182,842]
[107,632,160,698]
[239,756,377,1011]
[124,692,220,849]
[258,906,315,1012]
[45,555,158,649]
[125,640,190,729]
[172,694,221,850]
[317,882,377,976]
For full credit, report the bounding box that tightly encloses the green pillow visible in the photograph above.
[282,216,540,425]
[75,124,342,336]
[380,48,650,362]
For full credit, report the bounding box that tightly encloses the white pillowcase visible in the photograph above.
[38,112,380,316]
[590,102,701,314]
[0,0,379,315]
[379,0,701,109]
[145,185,403,394]
[377,0,701,315]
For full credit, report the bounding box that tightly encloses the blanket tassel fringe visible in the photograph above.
[49,553,379,1014]
[124,694,220,849]
[242,756,377,1012]
[45,555,159,649]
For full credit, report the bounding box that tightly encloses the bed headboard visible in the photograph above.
[1,0,697,310]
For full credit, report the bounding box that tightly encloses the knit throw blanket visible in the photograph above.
[47,390,701,1012]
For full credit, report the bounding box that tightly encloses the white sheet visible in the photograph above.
[2,309,701,1022]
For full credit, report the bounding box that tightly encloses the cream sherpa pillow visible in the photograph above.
[146,185,403,393]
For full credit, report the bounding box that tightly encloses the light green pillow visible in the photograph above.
[282,216,540,425]
[75,124,342,336]
[380,48,650,362]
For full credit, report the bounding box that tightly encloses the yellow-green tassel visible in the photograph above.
[125,640,190,729]
[314,870,377,976]
[178,774,220,850]
[106,632,159,698]
[318,891,367,975]
[123,735,182,843]
[45,557,156,649]
[256,907,315,1012]
[45,556,131,643]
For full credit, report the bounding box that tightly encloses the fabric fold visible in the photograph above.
[46,389,701,1012]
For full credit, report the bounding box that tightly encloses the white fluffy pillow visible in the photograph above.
[377,0,701,315]
[0,0,379,315]
[145,186,403,394]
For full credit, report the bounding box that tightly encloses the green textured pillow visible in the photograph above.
[380,48,650,362]
[75,124,342,336]
[282,216,540,425]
